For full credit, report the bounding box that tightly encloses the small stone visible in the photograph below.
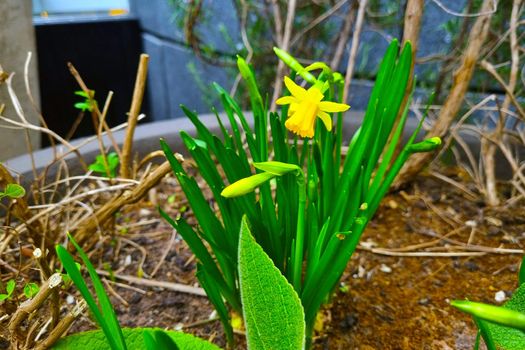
[387,200,398,209]
[66,295,75,304]
[139,208,152,216]
[352,265,366,279]
[418,297,431,305]
[380,264,392,273]
[464,261,479,271]
[465,220,477,228]
[124,255,132,266]
[495,290,506,302]
[339,313,358,330]
[129,292,143,304]
[360,240,377,249]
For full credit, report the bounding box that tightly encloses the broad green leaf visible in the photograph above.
[52,328,221,350]
[143,330,181,350]
[23,282,40,299]
[238,216,305,350]
[4,184,25,199]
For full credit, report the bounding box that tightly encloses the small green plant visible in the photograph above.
[56,234,127,350]
[452,256,525,350]
[74,90,97,112]
[160,38,440,346]
[0,183,26,200]
[0,279,15,301]
[88,152,119,178]
[23,282,40,299]
[54,234,221,350]
[54,219,302,349]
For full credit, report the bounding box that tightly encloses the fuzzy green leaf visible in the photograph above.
[453,283,525,350]
[52,328,221,350]
[238,216,305,350]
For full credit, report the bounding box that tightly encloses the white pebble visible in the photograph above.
[66,295,75,304]
[124,255,132,266]
[465,220,477,228]
[495,290,506,302]
[380,264,392,273]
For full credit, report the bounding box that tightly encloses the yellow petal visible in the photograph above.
[317,111,332,132]
[318,101,350,113]
[275,96,297,105]
[283,76,306,99]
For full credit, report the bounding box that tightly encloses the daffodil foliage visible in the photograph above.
[161,39,440,347]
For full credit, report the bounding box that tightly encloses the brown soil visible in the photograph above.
[70,170,525,350]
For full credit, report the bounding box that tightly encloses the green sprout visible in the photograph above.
[0,279,15,301]
[88,152,119,178]
[74,90,97,112]
[56,234,127,350]
[0,183,26,200]
[23,282,40,299]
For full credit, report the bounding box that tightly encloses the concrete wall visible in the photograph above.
[129,0,240,121]
[0,0,41,161]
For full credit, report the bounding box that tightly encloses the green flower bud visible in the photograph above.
[221,172,276,198]
[273,47,316,84]
[408,137,441,153]
[451,300,525,331]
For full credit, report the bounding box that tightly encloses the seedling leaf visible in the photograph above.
[4,184,25,199]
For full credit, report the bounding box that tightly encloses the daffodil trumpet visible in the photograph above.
[276,77,350,138]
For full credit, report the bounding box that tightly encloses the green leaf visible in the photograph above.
[142,331,157,350]
[519,256,525,285]
[143,330,181,350]
[452,283,525,350]
[6,279,15,296]
[23,282,40,299]
[238,216,305,350]
[252,161,301,176]
[52,328,221,350]
[4,184,25,199]
[56,234,127,350]
[74,90,90,98]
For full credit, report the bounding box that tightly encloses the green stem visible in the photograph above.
[292,170,306,292]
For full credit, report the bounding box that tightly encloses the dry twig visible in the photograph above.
[395,0,495,187]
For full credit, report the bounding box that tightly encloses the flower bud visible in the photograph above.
[221,172,275,198]
[408,137,441,153]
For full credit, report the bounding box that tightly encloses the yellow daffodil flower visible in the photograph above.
[276,76,350,138]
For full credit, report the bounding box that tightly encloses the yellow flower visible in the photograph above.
[276,76,350,138]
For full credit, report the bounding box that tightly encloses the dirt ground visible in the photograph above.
[68,170,524,350]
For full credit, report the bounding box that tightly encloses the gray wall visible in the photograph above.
[130,0,241,121]
[0,0,41,161]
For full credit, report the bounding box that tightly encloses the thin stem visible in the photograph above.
[292,170,306,291]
